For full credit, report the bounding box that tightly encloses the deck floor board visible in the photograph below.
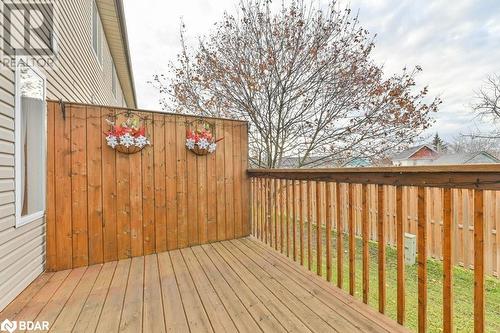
[0,237,409,332]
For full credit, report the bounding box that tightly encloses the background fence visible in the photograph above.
[263,181,499,277]
[349,185,499,277]
[46,101,250,271]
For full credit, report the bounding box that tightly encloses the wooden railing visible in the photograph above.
[248,165,500,333]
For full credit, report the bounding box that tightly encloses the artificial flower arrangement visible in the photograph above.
[105,113,150,154]
[185,119,222,155]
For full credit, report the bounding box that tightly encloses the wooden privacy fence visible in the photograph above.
[248,166,499,333]
[46,101,249,271]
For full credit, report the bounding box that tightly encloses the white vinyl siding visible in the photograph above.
[0,0,128,311]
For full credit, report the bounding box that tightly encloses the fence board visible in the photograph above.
[54,101,73,270]
[142,114,155,254]
[70,105,88,267]
[164,116,177,250]
[129,115,143,257]
[101,108,118,262]
[240,126,250,236]
[224,121,235,240]
[87,106,104,264]
[116,141,131,259]
[46,101,249,270]
[215,120,226,241]
[197,153,208,244]
[154,114,167,251]
[46,101,56,271]
[176,116,188,248]
[186,121,198,246]
[233,125,243,238]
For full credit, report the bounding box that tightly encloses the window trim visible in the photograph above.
[112,62,117,98]
[91,0,103,67]
[14,57,47,228]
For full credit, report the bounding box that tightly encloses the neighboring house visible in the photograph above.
[280,156,338,168]
[392,145,499,166]
[342,157,371,168]
[391,144,439,166]
[433,152,499,165]
[0,0,136,310]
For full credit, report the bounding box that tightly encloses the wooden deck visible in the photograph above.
[0,237,408,332]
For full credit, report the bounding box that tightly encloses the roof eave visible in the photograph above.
[96,0,137,108]
[114,0,137,108]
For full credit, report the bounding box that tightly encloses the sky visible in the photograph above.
[123,0,500,141]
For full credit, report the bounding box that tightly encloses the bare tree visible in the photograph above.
[153,0,440,168]
[451,135,500,158]
[471,74,500,139]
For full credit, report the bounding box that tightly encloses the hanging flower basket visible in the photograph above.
[185,119,222,155]
[104,112,151,154]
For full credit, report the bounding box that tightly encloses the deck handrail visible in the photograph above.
[248,164,500,190]
[248,166,499,332]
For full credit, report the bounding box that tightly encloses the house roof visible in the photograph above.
[433,152,500,165]
[279,156,337,168]
[392,144,437,161]
[96,0,137,108]
[341,157,371,167]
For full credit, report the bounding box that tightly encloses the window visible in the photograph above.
[92,0,103,65]
[112,63,117,97]
[15,59,47,227]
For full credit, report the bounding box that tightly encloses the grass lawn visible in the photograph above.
[282,225,500,332]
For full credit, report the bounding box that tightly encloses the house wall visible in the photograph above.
[409,146,437,160]
[46,102,250,271]
[0,0,131,310]
[397,159,435,167]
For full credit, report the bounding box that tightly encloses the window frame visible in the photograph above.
[14,57,47,228]
[92,0,103,66]
[112,62,117,98]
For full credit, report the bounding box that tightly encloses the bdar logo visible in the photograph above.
[0,319,17,333]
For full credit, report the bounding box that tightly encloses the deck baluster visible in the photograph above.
[316,181,323,276]
[396,186,405,325]
[417,187,428,333]
[336,182,343,289]
[326,182,333,282]
[474,189,484,333]
[348,183,355,296]
[443,188,453,333]
[362,184,369,304]
[378,184,386,314]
